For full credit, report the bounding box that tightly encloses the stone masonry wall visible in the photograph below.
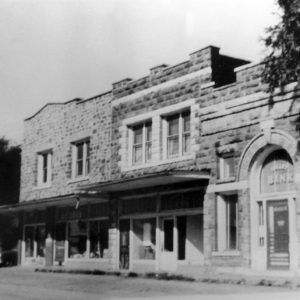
[20,93,112,202]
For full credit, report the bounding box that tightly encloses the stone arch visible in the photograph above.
[237,129,298,182]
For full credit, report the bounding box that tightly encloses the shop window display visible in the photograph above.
[24,225,45,258]
[133,218,156,260]
[68,221,87,258]
[89,220,109,258]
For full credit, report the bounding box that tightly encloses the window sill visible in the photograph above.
[123,153,196,171]
[67,176,90,184]
[216,177,236,184]
[212,250,240,257]
[33,184,52,190]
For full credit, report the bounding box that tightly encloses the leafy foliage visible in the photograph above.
[262,0,300,93]
[0,138,21,252]
[0,138,21,204]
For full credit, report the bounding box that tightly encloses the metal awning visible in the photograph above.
[80,170,210,193]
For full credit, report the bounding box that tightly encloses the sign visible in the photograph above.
[55,241,65,262]
[261,150,294,194]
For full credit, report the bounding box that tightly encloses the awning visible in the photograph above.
[80,170,210,193]
[0,193,107,214]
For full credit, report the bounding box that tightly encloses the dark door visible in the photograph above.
[267,200,289,269]
[119,219,130,269]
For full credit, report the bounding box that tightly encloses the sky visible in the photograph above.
[0,0,279,144]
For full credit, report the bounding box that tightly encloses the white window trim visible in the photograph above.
[119,99,198,171]
[37,151,52,188]
[130,122,152,166]
[71,139,90,179]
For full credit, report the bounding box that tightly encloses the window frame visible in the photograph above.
[37,150,52,187]
[164,110,191,159]
[72,139,90,179]
[216,194,238,252]
[130,121,152,166]
[217,154,235,181]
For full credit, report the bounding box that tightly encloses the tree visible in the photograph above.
[0,138,21,256]
[0,138,21,204]
[262,0,300,93]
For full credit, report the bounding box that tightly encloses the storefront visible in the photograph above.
[239,129,300,272]
[119,190,205,272]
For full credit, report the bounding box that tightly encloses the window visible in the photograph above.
[89,220,109,259]
[218,155,235,180]
[68,220,87,258]
[217,194,238,251]
[166,111,190,158]
[72,140,90,178]
[37,151,52,186]
[131,122,152,165]
[132,218,156,260]
[24,225,46,258]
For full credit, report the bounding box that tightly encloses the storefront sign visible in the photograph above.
[261,150,294,194]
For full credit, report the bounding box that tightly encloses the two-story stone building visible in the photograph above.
[3,45,300,274]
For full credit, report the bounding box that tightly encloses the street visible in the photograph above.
[0,267,299,299]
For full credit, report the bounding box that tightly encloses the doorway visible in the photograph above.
[160,218,176,270]
[119,219,130,269]
[267,200,289,269]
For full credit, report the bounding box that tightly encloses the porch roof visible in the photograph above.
[79,170,210,193]
[0,193,107,214]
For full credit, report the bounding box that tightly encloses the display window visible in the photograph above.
[24,225,45,258]
[132,218,156,260]
[89,220,109,259]
[68,221,87,258]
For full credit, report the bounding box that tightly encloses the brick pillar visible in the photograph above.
[45,206,56,266]
[17,211,24,265]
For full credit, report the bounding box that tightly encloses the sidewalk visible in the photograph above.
[34,266,300,289]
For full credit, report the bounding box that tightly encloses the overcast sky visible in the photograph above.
[0,0,278,144]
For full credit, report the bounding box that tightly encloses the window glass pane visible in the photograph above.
[76,160,83,176]
[77,143,84,160]
[86,141,90,174]
[133,145,142,164]
[133,126,143,144]
[168,115,179,136]
[146,123,152,142]
[168,136,179,157]
[224,157,235,178]
[225,195,237,250]
[42,153,48,169]
[36,225,46,257]
[182,134,191,154]
[68,221,87,258]
[182,112,190,133]
[25,226,35,257]
[89,220,109,259]
[133,218,156,260]
[145,142,152,162]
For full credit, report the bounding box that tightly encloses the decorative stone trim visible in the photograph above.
[237,130,298,181]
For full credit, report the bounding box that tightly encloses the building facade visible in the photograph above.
[8,46,300,274]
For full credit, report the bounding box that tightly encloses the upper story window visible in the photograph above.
[218,155,235,180]
[37,150,52,187]
[166,110,190,158]
[132,122,152,165]
[72,140,90,178]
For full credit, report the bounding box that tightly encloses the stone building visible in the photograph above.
[3,45,300,274]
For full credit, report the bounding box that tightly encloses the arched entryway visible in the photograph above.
[238,129,298,271]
